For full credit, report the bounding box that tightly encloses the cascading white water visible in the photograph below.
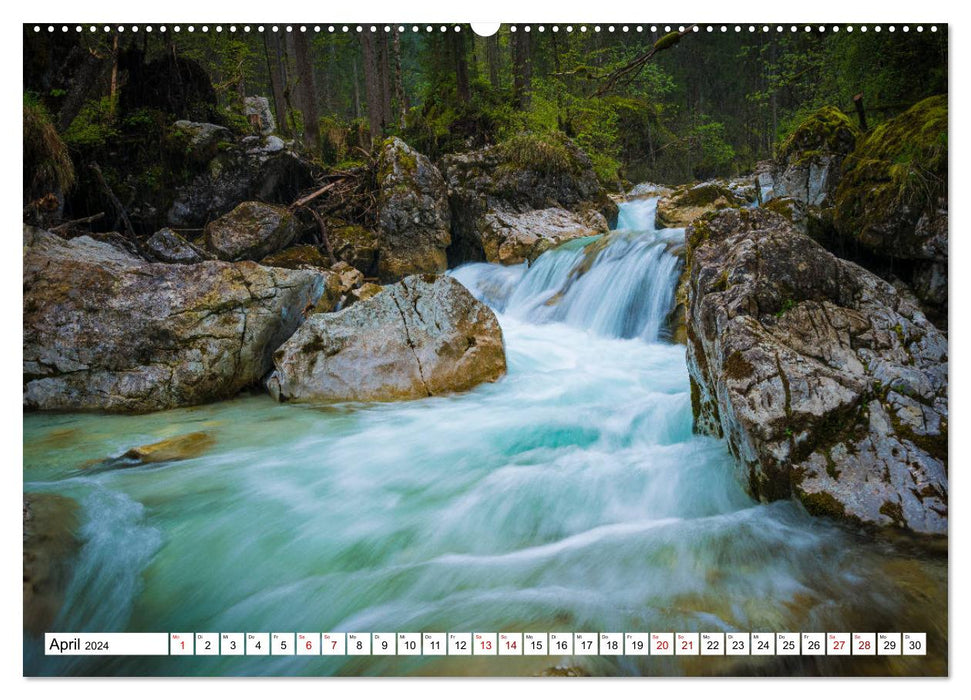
[23,196,944,677]
[452,197,684,342]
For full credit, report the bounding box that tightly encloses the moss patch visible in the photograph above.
[497,131,584,176]
[777,106,859,164]
[724,350,755,380]
[834,95,947,250]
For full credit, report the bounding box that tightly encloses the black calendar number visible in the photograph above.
[782,640,795,651]
[556,640,568,650]
[204,640,212,651]
[280,640,287,650]
[883,640,896,650]
[706,640,718,650]
[732,640,744,650]
[630,640,644,650]
[757,640,769,651]
[403,640,417,651]
[427,640,440,650]
[254,641,261,650]
[807,640,821,650]
[908,640,922,651]
[356,640,363,650]
[229,640,237,650]
[580,640,592,650]
[605,640,618,650]
[456,640,467,650]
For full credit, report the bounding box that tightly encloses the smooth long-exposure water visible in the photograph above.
[23,197,945,676]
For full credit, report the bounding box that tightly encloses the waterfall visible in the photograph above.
[452,197,684,342]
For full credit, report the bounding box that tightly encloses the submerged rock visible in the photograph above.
[121,432,215,464]
[23,493,80,636]
[24,227,324,413]
[268,274,506,402]
[375,137,451,282]
[655,181,747,228]
[684,208,947,537]
[442,133,618,265]
[204,201,300,261]
[145,227,210,264]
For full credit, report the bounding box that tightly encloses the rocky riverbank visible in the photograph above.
[23,98,948,549]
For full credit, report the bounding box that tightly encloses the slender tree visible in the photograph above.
[512,30,532,109]
[360,31,385,143]
[290,31,321,152]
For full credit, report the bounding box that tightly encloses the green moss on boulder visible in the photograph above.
[834,95,947,260]
[778,106,859,165]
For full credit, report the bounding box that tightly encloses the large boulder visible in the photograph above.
[442,133,619,265]
[684,208,947,537]
[833,96,948,311]
[24,227,324,413]
[655,181,748,228]
[479,207,608,266]
[771,106,859,208]
[375,137,451,282]
[166,140,312,228]
[267,274,506,403]
[170,120,233,165]
[204,201,300,261]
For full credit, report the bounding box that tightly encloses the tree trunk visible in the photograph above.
[352,55,362,120]
[379,34,393,128]
[290,32,320,152]
[108,34,119,120]
[450,30,471,103]
[486,34,500,89]
[264,32,290,137]
[360,31,385,144]
[512,30,531,109]
[392,31,407,128]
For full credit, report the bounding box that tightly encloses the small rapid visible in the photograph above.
[23,197,945,676]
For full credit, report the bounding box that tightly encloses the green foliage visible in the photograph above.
[496,131,584,176]
[62,96,119,149]
[23,93,75,200]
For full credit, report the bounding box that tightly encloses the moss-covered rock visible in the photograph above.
[833,95,947,269]
[328,220,381,277]
[655,181,745,228]
[772,107,859,209]
[441,134,619,265]
[261,244,331,270]
[777,107,859,165]
[375,137,451,282]
[204,201,300,262]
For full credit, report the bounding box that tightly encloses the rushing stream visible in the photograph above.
[24,197,945,676]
